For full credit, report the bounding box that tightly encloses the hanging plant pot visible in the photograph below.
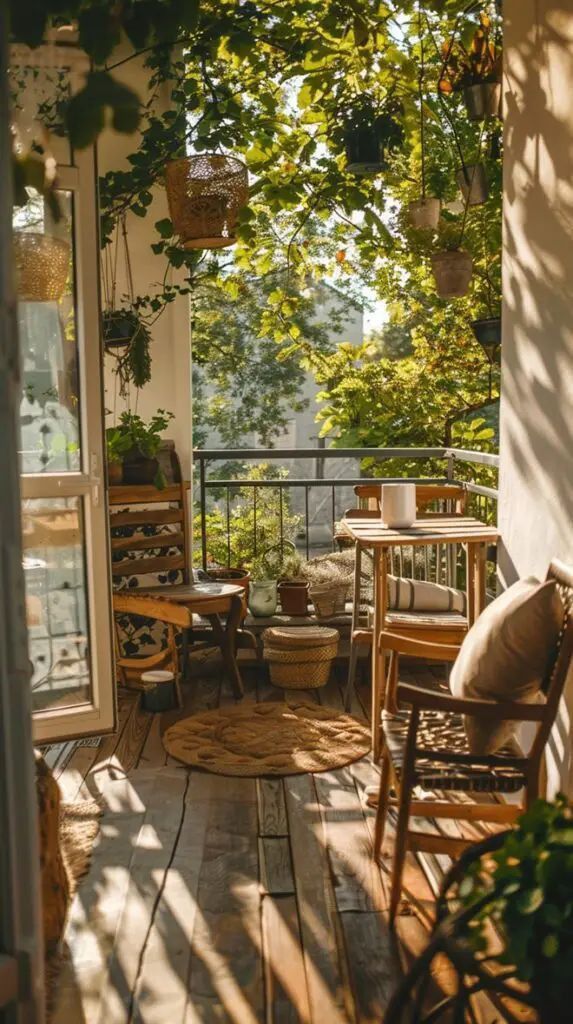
[457,163,489,206]
[344,124,385,176]
[14,233,70,302]
[343,102,404,176]
[463,81,501,121]
[122,449,160,486]
[431,250,473,298]
[471,317,501,362]
[408,197,441,231]
[165,154,248,249]
[102,309,139,351]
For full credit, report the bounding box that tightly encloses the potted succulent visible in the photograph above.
[431,222,473,299]
[439,13,502,121]
[277,549,309,616]
[106,409,174,490]
[386,796,573,1024]
[341,96,404,176]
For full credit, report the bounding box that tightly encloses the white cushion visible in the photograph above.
[449,578,563,754]
[387,575,466,614]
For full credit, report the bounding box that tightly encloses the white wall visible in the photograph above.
[98,53,191,479]
[500,1,573,793]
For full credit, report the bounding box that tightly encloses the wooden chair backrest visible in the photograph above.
[531,559,573,761]
[353,483,467,516]
[108,482,190,587]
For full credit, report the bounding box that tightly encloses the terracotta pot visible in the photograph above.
[457,163,488,206]
[278,580,310,616]
[122,450,159,485]
[248,580,278,617]
[207,567,251,598]
[107,460,123,486]
[431,250,473,298]
[408,197,441,231]
[463,82,501,121]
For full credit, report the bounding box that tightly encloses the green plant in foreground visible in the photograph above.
[460,795,573,1009]
[106,409,174,489]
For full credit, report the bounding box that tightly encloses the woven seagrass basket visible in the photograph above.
[309,581,348,618]
[263,626,339,689]
[14,232,70,301]
[165,154,248,250]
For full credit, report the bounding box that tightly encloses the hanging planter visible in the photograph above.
[463,81,501,120]
[438,13,502,123]
[14,232,70,302]
[343,99,404,176]
[457,163,488,206]
[165,154,248,249]
[102,309,141,351]
[408,197,441,231]
[431,249,473,298]
[471,316,501,362]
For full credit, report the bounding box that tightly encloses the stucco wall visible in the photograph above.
[500,1,573,793]
[98,53,192,479]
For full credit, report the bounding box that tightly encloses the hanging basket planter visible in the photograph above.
[408,197,441,231]
[463,81,501,120]
[457,163,489,206]
[471,316,501,362]
[343,101,404,176]
[431,250,473,298]
[14,232,70,302]
[165,154,248,250]
[102,309,141,351]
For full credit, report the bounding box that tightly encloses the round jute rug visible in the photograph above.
[162,700,370,776]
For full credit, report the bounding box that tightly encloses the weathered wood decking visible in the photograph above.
[47,654,447,1024]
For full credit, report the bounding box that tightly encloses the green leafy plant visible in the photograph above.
[106,409,174,488]
[439,14,502,93]
[102,308,152,393]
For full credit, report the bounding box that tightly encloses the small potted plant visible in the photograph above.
[106,409,174,490]
[439,13,502,121]
[431,222,473,299]
[341,96,404,176]
[105,425,132,486]
[206,564,251,598]
[277,549,309,616]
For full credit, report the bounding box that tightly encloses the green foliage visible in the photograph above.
[106,409,174,459]
[459,796,573,1009]
[193,464,300,569]
[102,309,152,394]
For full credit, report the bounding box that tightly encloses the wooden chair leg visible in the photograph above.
[385,650,399,714]
[374,749,391,860]
[389,782,411,925]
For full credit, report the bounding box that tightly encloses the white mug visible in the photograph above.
[381,483,417,528]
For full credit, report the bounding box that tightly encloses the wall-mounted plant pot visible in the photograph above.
[122,449,159,486]
[278,580,310,616]
[207,567,251,599]
[107,460,123,486]
[165,154,248,249]
[463,82,501,121]
[408,197,441,231]
[457,164,489,206]
[248,580,278,618]
[14,233,70,302]
[344,126,384,176]
[431,250,473,298]
[471,317,502,362]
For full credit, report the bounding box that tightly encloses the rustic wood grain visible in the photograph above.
[338,911,401,1024]
[258,837,294,896]
[261,894,311,1024]
[257,779,288,837]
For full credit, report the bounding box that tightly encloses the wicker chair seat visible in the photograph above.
[382,709,526,794]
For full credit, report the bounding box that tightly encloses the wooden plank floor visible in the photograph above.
[48,653,443,1024]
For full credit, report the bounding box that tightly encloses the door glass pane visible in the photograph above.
[14,189,81,473]
[22,497,91,712]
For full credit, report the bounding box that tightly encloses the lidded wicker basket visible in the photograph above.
[262,625,339,689]
[14,232,70,301]
[165,154,248,250]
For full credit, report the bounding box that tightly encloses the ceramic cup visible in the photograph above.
[381,483,416,528]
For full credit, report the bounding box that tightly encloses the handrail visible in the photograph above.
[194,446,500,467]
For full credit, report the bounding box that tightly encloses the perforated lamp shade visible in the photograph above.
[14,232,70,302]
[165,154,248,249]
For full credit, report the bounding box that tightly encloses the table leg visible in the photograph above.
[466,543,477,626]
[371,547,387,761]
[475,542,487,618]
[207,594,244,699]
[344,542,362,711]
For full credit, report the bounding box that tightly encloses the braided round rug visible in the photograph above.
[162,700,370,776]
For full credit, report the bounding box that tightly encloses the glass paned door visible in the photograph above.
[16,154,115,743]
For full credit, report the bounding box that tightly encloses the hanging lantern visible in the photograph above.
[14,232,70,301]
[165,155,248,249]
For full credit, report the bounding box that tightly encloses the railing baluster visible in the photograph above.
[200,456,208,571]
[331,485,336,552]
[226,485,231,568]
[305,485,310,561]
[279,485,284,558]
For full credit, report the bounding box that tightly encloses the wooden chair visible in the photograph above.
[109,482,252,697]
[343,485,470,711]
[373,558,573,924]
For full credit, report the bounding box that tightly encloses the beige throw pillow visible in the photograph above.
[449,578,563,754]
[387,575,466,615]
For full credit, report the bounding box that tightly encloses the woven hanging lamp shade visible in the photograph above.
[14,232,70,302]
[165,154,248,249]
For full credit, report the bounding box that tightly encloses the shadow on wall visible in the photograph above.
[501,3,573,793]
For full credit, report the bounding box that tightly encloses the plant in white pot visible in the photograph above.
[431,221,473,299]
[407,23,441,232]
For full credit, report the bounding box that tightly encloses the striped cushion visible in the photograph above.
[387,575,467,614]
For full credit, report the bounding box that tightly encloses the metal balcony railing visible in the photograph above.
[193,447,499,584]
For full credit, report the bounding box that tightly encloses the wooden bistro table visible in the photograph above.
[340,516,499,758]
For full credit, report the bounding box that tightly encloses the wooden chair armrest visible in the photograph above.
[397,683,546,721]
[112,593,193,629]
[379,631,460,663]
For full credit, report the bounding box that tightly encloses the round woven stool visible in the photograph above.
[262,626,339,689]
